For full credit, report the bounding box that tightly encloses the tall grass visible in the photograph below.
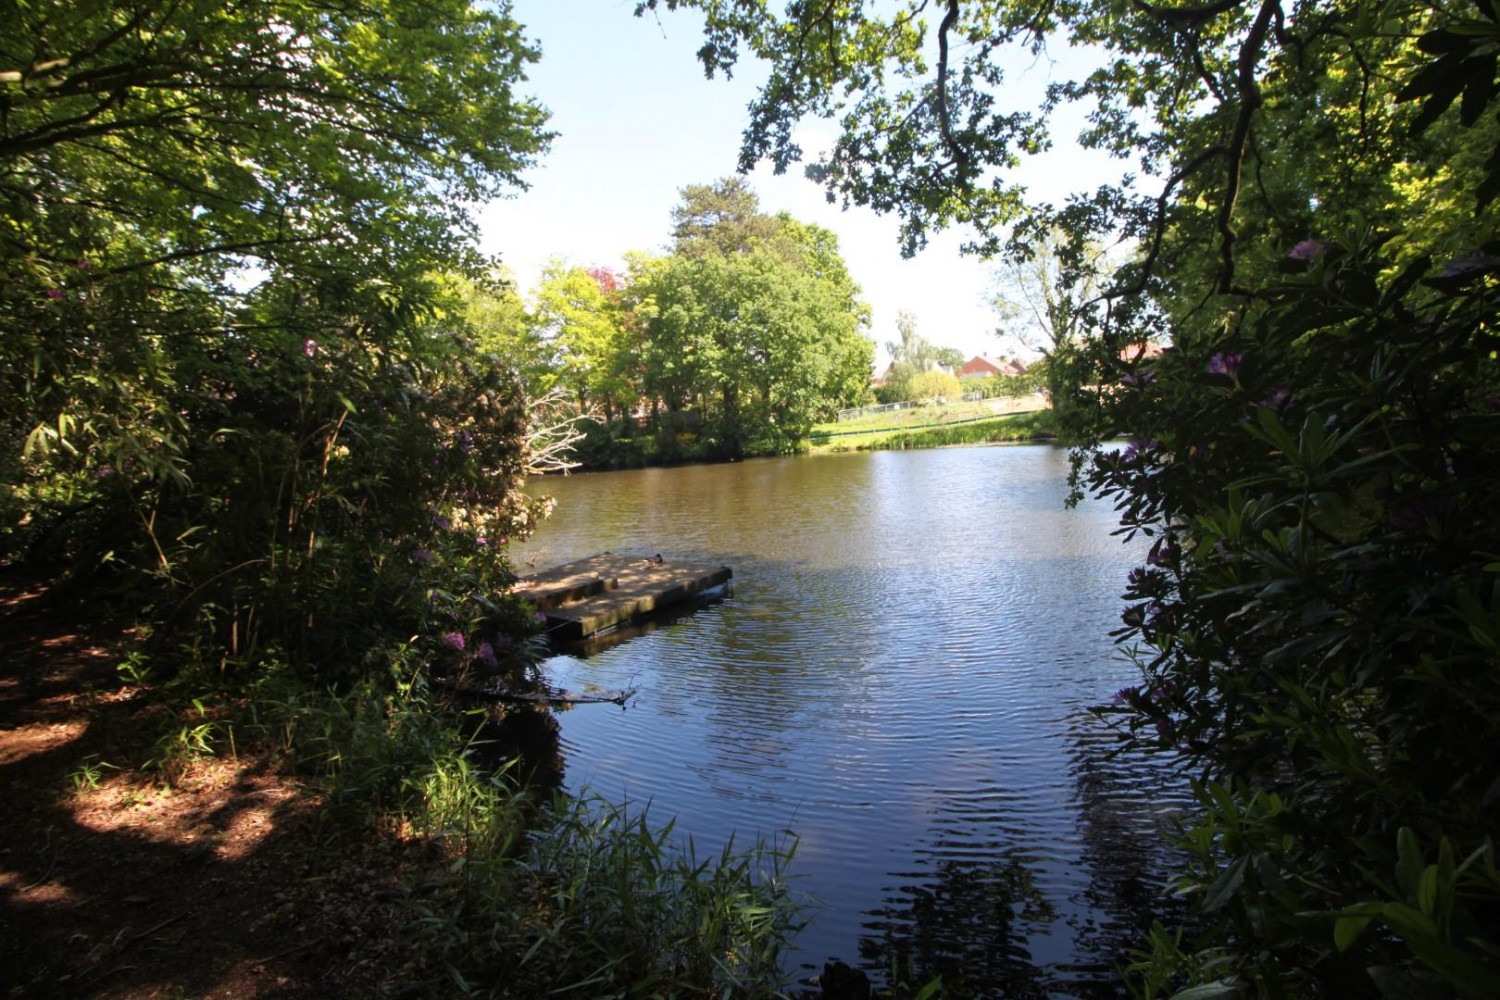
[240,666,805,997]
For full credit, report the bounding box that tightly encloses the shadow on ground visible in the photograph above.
[0,580,426,998]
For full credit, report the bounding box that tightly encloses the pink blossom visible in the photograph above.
[303,338,317,358]
[440,631,465,652]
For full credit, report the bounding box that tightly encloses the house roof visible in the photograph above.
[959,354,1027,378]
[1119,341,1166,361]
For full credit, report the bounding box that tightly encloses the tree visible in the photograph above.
[641,0,1500,992]
[635,180,874,452]
[908,369,960,403]
[531,260,634,419]
[990,229,1110,356]
[778,214,877,413]
[991,227,1113,413]
[3,0,553,685]
[459,272,553,392]
[881,311,962,402]
[641,248,861,455]
[671,176,788,257]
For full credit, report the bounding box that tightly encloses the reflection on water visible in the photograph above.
[515,446,1188,995]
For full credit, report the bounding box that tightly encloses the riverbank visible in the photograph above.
[809,408,1055,453]
[570,397,1058,471]
[0,577,803,997]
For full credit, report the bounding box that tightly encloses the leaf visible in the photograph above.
[1336,915,1371,952]
[1418,865,1438,915]
[1397,828,1425,896]
[1202,856,1247,913]
[1170,981,1243,1000]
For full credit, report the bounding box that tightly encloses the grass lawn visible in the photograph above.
[809,395,1053,452]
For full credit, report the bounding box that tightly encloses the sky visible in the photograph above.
[478,1,1122,366]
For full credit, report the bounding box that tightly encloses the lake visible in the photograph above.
[514,444,1187,997]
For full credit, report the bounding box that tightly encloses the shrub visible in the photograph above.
[1087,237,1500,995]
[908,369,962,403]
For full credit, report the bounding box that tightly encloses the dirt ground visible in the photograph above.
[0,580,433,998]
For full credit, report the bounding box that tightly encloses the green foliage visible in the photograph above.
[2,0,553,689]
[494,180,874,467]
[907,369,962,403]
[532,260,635,419]
[509,796,803,997]
[641,248,866,455]
[1092,241,1500,993]
[964,364,1048,401]
[462,273,553,393]
[68,755,118,793]
[613,180,875,459]
[242,670,804,998]
[880,310,966,403]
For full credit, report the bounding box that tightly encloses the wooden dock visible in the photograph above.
[515,553,732,641]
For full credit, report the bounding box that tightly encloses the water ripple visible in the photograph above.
[523,448,1190,990]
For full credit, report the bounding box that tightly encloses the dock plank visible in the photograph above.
[514,553,732,640]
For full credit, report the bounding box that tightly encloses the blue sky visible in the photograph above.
[479,1,1118,364]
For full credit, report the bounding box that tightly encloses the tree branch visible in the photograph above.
[934,0,971,187]
[1131,0,1247,26]
[1099,145,1225,304]
[1215,0,1281,293]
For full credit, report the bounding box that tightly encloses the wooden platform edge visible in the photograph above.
[516,554,733,641]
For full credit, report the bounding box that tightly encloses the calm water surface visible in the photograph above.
[515,446,1186,996]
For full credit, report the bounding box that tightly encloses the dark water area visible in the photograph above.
[514,445,1189,997]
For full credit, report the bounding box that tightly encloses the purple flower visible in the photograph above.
[1260,387,1292,409]
[411,548,434,564]
[432,513,451,531]
[1289,238,1329,262]
[1207,352,1242,376]
[1146,537,1178,567]
[475,641,498,667]
[1120,438,1162,463]
[534,611,547,623]
[76,258,93,270]
[1112,685,1140,706]
[303,338,317,358]
[440,631,466,652]
[45,288,64,300]
[475,536,487,547]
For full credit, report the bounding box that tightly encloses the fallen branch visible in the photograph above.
[432,676,635,707]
